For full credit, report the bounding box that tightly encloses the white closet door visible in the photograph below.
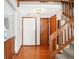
[23,18,35,45]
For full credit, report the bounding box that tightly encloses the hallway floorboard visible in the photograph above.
[13,46,50,59]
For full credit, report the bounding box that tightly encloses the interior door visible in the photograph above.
[40,18,49,46]
[50,15,57,35]
[23,18,36,45]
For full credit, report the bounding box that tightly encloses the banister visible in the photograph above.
[50,19,73,40]
[50,17,74,59]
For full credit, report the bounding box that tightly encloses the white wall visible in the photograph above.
[4,0,15,16]
[4,15,15,41]
[37,17,40,45]
[4,0,15,40]
[9,0,17,8]
[7,15,15,38]
[15,9,22,53]
[19,3,62,18]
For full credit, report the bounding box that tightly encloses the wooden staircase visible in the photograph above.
[48,0,74,59]
[49,16,74,59]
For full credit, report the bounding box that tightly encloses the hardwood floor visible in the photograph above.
[12,46,50,59]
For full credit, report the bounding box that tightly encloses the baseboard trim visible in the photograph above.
[16,45,22,55]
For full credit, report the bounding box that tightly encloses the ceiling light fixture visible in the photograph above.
[33,8,45,15]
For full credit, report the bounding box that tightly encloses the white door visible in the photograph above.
[23,18,36,45]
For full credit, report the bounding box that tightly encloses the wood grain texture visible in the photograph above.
[49,15,57,59]
[40,18,49,46]
[50,15,57,35]
[12,46,50,59]
[49,17,74,59]
[4,37,15,59]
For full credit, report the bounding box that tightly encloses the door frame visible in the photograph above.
[22,17,37,46]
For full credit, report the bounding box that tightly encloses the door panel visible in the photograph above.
[40,18,49,46]
[50,15,57,35]
[23,18,36,45]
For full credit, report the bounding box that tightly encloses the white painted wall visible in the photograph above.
[4,15,15,41]
[4,0,15,16]
[19,3,62,18]
[9,0,17,8]
[37,17,40,45]
[4,0,15,40]
[15,9,22,53]
[7,15,15,38]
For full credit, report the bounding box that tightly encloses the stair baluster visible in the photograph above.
[50,17,74,59]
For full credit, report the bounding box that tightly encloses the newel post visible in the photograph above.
[50,35,57,59]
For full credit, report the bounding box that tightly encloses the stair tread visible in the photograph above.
[63,48,74,56]
[56,54,67,59]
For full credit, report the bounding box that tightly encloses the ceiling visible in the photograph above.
[19,2,62,18]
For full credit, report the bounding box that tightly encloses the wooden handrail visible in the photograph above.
[50,19,73,40]
[50,16,74,59]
